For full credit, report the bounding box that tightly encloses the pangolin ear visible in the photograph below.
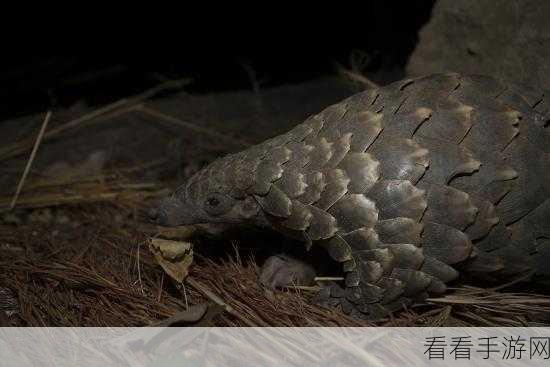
[240,196,261,219]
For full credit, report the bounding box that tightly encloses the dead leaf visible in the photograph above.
[149,238,193,282]
[152,302,223,327]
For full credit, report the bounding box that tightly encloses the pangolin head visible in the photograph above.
[148,156,261,227]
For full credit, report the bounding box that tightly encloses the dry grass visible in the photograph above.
[2,197,550,327]
[1,79,550,327]
[0,200,369,327]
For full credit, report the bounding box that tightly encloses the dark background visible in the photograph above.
[0,1,435,121]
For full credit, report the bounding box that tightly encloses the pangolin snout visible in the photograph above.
[147,196,178,226]
[147,206,169,225]
[146,195,195,227]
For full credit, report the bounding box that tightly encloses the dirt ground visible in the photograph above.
[1,77,549,327]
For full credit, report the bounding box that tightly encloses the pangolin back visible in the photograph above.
[191,73,550,318]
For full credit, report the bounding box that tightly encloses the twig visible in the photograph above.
[0,78,191,162]
[152,303,208,327]
[136,240,144,294]
[157,272,164,303]
[10,111,52,210]
[284,285,319,292]
[336,63,379,89]
[239,60,262,94]
[0,184,168,213]
[138,105,251,148]
[186,276,261,326]
[314,276,344,282]
[489,271,534,291]
[182,283,189,310]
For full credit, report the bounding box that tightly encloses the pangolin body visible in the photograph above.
[151,73,550,319]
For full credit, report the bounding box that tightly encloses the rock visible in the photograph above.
[407,0,550,91]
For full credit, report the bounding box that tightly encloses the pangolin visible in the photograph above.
[148,73,550,319]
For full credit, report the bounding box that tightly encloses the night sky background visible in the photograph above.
[0,2,435,121]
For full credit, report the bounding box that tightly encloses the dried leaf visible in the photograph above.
[149,238,193,282]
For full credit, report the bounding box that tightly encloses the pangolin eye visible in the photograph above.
[206,197,220,207]
[203,193,234,216]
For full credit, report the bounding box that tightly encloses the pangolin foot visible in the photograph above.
[259,254,316,290]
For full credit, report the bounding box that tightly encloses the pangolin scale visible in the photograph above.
[150,73,550,319]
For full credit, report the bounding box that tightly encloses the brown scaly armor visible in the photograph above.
[149,73,550,319]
